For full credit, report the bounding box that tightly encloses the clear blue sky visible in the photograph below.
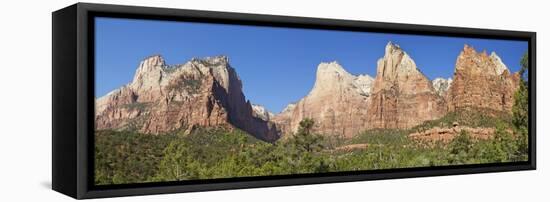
[95,17,528,113]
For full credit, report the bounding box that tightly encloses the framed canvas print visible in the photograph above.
[52,3,536,199]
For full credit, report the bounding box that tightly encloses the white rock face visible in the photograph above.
[95,89,119,115]
[129,55,167,102]
[251,104,273,121]
[309,61,374,98]
[354,74,374,96]
[280,103,296,114]
[432,77,453,96]
[272,61,374,138]
[378,42,420,78]
[489,52,509,75]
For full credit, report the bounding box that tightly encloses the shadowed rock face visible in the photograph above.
[95,55,279,142]
[446,45,520,113]
[272,62,374,138]
[365,42,446,129]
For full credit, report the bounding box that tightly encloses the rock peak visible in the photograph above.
[463,44,475,52]
[316,61,349,76]
[450,44,520,113]
[489,51,509,75]
[310,61,374,98]
[185,55,237,94]
[131,55,166,90]
[135,55,165,76]
[251,104,273,121]
[458,45,509,76]
[141,55,165,67]
[314,61,359,91]
[97,54,280,142]
[272,62,373,138]
[385,41,402,55]
[377,42,420,80]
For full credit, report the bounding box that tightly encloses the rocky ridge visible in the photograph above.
[96,42,521,142]
[95,55,279,142]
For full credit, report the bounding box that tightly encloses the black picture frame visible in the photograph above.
[52,2,536,199]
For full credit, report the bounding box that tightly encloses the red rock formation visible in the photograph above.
[366,42,446,129]
[446,45,520,113]
[408,125,497,144]
[96,43,521,142]
[95,55,279,142]
[271,62,373,138]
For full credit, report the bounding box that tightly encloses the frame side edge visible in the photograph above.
[52,4,78,199]
[529,32,536,169]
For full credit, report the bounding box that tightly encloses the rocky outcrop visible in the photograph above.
[366,42,446,129]
[446,45,520,113]
[409,124,496,144]
[95,55,279,142]
[251,104,273,121]
[432,77,452,96]
[272,62,373,138]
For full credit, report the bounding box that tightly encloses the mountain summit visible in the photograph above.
[366,42,446,129]
[95,55,279,142]
[447,45,520,113]
[272,61,373,138]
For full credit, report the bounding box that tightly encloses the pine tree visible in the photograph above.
[512,51,529,157]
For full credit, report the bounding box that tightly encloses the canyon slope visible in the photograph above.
[95,55,279,142]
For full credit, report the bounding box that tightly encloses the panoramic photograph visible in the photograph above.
[94,17,529,185]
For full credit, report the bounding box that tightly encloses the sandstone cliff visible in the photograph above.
[366,42,446,129]
[97,42,521,142]
[446,45,520,113]
[95,55,279,142]
[272,62,373,138]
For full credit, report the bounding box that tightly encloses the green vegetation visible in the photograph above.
[166,75,203,94]
[349,129,408,146]
[96,112,528,185]
[95,130,177,185]
[512,51,529,158]
[182,78,202,92]
[411,108,512,132]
